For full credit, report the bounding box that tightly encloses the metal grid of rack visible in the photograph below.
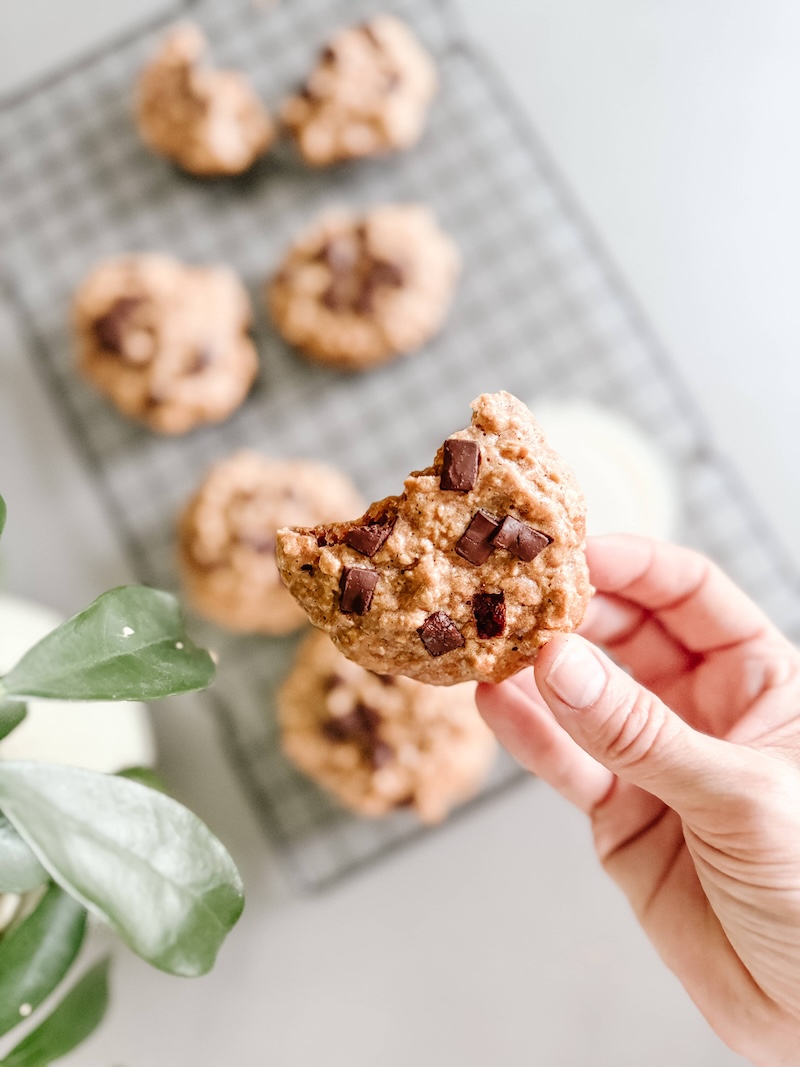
[3,0,800,890]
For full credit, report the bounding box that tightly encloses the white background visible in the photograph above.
[3,1,799,1064]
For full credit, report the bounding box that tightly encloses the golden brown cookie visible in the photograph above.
[267,204,459,369]
[136,23,275,176]
[73,254,257,434]
[276,392,591,685]
[282,16,437,166]
[279,630,495,822]
[178,451,364,634]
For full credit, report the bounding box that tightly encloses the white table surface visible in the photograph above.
[3,1,799,1064]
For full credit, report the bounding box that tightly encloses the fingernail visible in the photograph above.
[545,636,607,709]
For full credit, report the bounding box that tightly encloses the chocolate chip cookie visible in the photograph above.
[276,392,591,685]
[267,204,460,369]
[136,23,275,175]
[279,630,496,821]
[281,16,437,166]
[73,254,257,434]
[178,451,364,634]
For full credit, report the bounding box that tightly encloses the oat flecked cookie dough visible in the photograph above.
[279,630,496,821]
[276,392,591,685]
[267,204,459,369]
[74,254,257,434]
[136,23,275,175]
[282,16,437,166]
[178,451,364,634]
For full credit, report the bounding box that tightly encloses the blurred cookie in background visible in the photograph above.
[530,399,680,540]
[268,204,459,369]
[178,451,364,634]
[282,16,437,166]
[279,630,496,823]
[136,23,275,175]
[74,254,257,434]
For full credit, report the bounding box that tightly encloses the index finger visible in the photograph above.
[586,534,776,654]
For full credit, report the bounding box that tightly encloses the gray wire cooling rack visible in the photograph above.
[3,0,800,891]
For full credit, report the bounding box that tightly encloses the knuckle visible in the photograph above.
[593,682,673,774]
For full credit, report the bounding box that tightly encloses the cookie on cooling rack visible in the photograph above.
[281,15,437,166]
[267,204,459,370]
[178,451,364,634]
[136,23,275,175]
[279,629,496,822]
[73,254,257,434]
[276,392,591,685]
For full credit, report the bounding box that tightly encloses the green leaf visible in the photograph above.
[116,766,169,795]
[1,586,215,702]
[0,885,87,1038]
[0,762,244,976]
[0,814,48,892]
[0,701,26,742]
[0,957,110,1067]
[0,496,6,541]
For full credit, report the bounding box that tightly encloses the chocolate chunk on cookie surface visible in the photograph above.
[276,392,592,685]
[267,204,459,370]
[136,24,274,176]
[73,254,258,434]
[281,15,437,167]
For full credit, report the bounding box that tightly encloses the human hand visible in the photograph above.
[477,535,800,1066]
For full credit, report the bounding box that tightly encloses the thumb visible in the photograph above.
[534,633,753,818]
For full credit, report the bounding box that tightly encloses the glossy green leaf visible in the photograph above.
[0,762,244,976]
[0,957,110,1067]
[0,814,48,893]
[0,701,26,742]
[2,586,214,701]
[0,496,6,541]
[0,885,87,1038]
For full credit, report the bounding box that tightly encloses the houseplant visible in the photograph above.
[0,493,244,1064]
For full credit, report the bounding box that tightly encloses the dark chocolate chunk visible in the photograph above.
[93,296,143,354]
[353,259,405,315]
[440,438,480,492]
[492,517,552,562]
[322,711,361,742]
[317,533,329,547]
[375,674,396,686]
[417,611,465,657]
[455,510,501,566]
[322,702,391,768]
[187,346,213,375]
[344,516,396,557]
[472,591,506,639]
[367,260,405,289]
[322,700,379,742]
[322,274,362,311]
[339,567,379,614]
[353,701,381,733]
[300,563,314,573]
[369,740,394,769]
